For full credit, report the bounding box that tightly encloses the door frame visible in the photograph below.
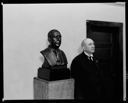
[86,20,124,100]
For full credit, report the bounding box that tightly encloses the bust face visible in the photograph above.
[50,31,61,49]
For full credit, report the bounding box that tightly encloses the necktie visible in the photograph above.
[89,56,93,61]
[53,50,60,63]
[54,50,57,57]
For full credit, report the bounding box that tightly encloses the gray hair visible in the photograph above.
[81,38,94,49]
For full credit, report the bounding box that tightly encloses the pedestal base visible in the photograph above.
[33,77,74,99]
[38,67,71,81]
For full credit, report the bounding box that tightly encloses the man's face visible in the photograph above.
[84,39,95,54]
[50,32,61,49]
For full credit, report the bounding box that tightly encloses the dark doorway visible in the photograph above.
[87,20,123,100]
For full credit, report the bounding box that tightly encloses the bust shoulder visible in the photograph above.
[40,47,67,66]
[40,47,51,56]
[40,47,64,56]
[57,49,65,55]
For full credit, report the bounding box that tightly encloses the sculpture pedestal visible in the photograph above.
[38,67,71,81]
[33,77,74,99]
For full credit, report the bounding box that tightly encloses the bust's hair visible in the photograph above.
[48,29,61,42]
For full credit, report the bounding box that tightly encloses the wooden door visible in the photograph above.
[87,20,123,100]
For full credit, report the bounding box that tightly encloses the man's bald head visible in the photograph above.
[81,38,95,54]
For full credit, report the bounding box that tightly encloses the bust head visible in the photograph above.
[48,29,61,49]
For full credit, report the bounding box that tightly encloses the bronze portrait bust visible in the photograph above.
[38,29,70,80]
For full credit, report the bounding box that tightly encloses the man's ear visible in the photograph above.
[82,46,85,51]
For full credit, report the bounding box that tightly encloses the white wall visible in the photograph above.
[3,3,125,100]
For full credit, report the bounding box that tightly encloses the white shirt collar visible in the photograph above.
[84,51,93,57]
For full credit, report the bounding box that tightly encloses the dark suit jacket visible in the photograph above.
[71,52,104,100]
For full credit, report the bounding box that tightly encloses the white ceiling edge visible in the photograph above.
[103,2,125,7]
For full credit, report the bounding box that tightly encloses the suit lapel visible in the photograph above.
[80,52,99,71]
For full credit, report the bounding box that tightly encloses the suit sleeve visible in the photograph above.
[70,58,81,79]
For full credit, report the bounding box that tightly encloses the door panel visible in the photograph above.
[87,20,123,100]
[89,32,112,43]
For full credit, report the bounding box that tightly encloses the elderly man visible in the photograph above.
[71,38,104,100]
